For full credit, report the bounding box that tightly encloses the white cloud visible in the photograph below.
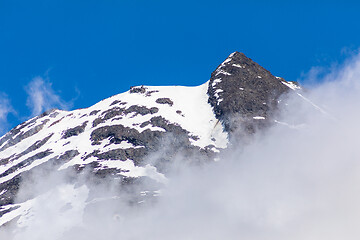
[0,92,15,135]
[25,77,72,117]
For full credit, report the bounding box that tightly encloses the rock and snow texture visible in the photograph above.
[207,52,294,136]
[0,51,302,229]
[0,81,228,227]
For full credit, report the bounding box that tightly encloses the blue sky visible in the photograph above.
[1,0,360,133]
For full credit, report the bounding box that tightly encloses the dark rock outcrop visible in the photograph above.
[0,119,50,152]
[92,106,159,127]
[156,98,174,106]
[207,52,289,137]
[63,122,88,139]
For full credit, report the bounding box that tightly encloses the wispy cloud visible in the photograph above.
[25,77,73,116]
[0,92,15,135]
[299,48,360,88]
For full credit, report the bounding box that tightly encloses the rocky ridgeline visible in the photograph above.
[0,52,298,226]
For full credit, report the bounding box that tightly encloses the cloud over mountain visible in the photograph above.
[2,52,360,239]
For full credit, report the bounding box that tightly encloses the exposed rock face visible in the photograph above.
[155,98,174,106]
[92,105,159,127]
[207,52,290,136]
[63,122,88,139]
[0,52,300,227]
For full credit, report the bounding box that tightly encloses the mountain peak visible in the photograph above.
[0,52,300,230]
[228,51,255,65]
[207,51,290,135]
[228,51,247,59]
[213,51,265,76]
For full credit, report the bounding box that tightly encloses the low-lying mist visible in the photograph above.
[2,53,360,239]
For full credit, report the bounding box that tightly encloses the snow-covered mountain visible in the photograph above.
[0,52,301,230]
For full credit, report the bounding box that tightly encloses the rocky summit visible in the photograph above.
[208,52,291,135]
[0,52,301,229]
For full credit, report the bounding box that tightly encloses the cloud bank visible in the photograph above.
[3,52,360,239]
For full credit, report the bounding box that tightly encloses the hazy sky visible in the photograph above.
[1,0,360,132]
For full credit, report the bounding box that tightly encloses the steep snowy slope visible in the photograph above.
[0,52,302,229]
[0,82,228,224]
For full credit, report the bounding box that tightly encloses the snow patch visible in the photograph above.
[215,70,231,76]
[232,64,243,68]
[253,116,265,120]
[212,78,222,87]
[96,160,167,184]
[282,81,301,90]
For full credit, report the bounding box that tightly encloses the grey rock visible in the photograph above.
[0,150,53,179]
[156,98,174,106]
[63,121,88,139]
[207,52,289,137]
[0,119,49,152]
[130,85,146,94]
[89,110,101,116]
[92,106,159,127]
